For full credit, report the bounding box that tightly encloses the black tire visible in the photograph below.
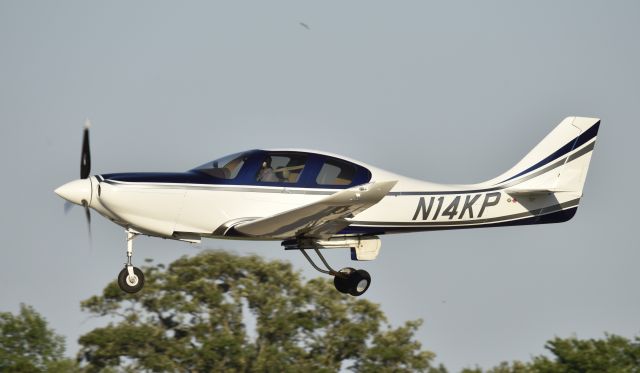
[348,269,371,297]
[333,267,356,294]
[118,267,145,294]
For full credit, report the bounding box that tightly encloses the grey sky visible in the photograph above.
[1,1,638,370]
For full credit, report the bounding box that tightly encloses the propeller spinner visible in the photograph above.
[55,120,94,236]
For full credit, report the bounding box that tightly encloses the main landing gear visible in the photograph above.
[117,231,145,293]
[298,248,371,296]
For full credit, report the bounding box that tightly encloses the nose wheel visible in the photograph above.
[298,248,372,296]
[118,266,145,293]
[117,231,145,294]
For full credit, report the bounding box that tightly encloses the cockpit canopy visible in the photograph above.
[192,151,248,180]
[191,150,371,188]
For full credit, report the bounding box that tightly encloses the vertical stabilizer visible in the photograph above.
[494,117,600,197]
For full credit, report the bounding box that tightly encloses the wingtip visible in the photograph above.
[364,180,398,195]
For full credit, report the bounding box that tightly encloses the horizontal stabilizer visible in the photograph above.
[504,187,565,196]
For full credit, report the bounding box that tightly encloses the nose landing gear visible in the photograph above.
[117,231,145,294]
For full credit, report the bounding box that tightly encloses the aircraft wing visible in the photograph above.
[233,180,397,239]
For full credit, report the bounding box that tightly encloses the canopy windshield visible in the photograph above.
[191,152,249,179]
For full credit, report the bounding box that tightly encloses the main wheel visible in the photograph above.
[348,269,371,297]
[118,267,145,294]
[334,267,356,294]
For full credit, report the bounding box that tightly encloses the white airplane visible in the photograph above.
[55,117,600,296]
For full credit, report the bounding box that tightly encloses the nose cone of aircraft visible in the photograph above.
[55,178,92,206]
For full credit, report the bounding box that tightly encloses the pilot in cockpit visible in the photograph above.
[258,156,279,182]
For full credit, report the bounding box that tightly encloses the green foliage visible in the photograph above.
[353,320,435,372]
[529,334,640,372]
[78,250,436,372]
[0,303,79,372]
[466,334,640,373]
[461,361,533,373]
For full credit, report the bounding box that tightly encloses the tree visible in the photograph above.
[463,334,640,373]
[0,303,78,372]
[461,361,533,373]
[529,334,640,372]
[78,250,439,372]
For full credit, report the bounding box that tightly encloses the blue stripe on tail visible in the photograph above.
[500,121,600,184]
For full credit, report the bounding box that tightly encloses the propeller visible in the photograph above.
[62,119,93,240]
[82,199,92,241]
[57,119,95,244]
[81,119,91,179]
[63,201,74,215]
[81,120,92,238]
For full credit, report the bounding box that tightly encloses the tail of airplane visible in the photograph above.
[487,116,600,198]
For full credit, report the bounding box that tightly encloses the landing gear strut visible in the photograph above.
[298,248,371,296]
[117,231,145,293]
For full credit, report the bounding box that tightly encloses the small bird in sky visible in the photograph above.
[299,22,310,30]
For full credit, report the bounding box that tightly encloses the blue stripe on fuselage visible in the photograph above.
[100,172,217,184]
[99,171,359,190]
[338,206,578,235]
